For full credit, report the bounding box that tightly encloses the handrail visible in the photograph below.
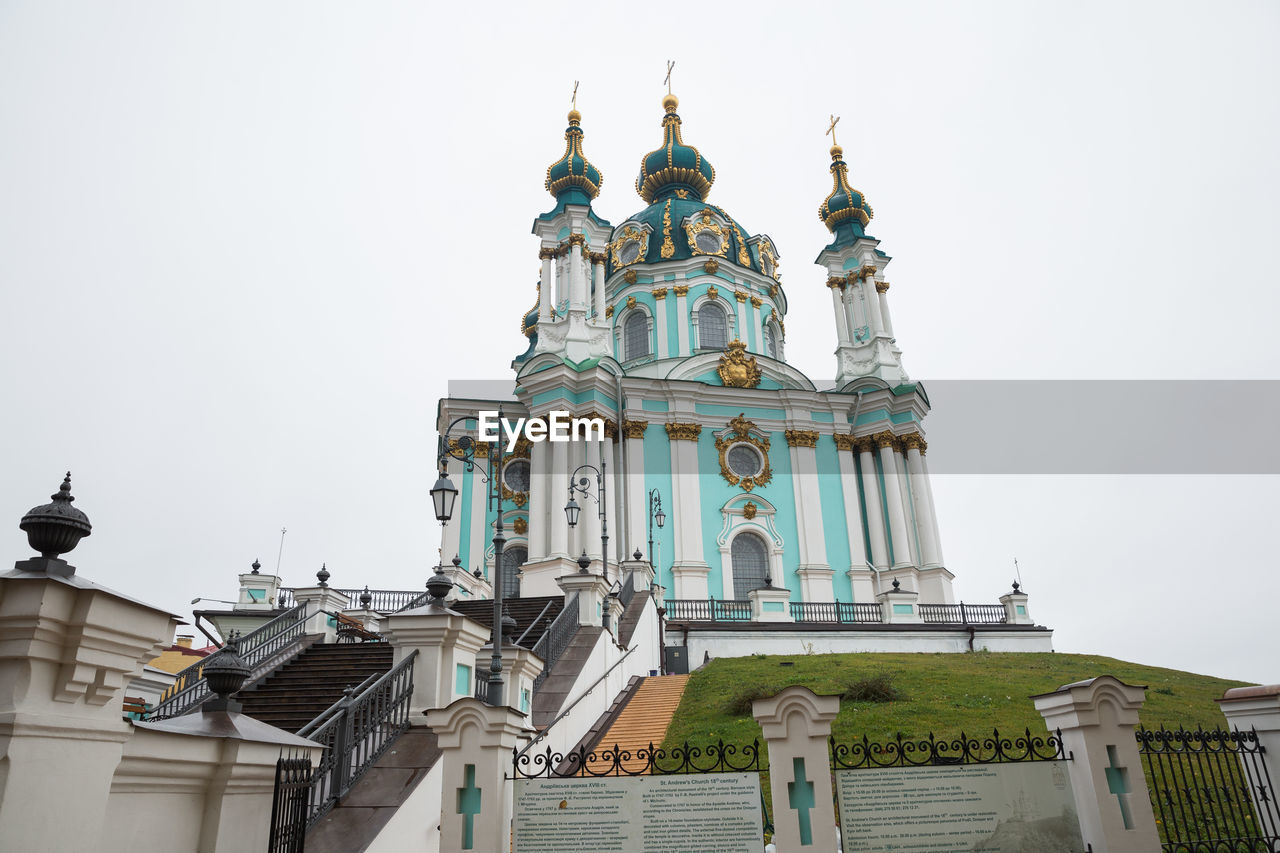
[149,602,311,720]
[515,599,556,647]
[531,592,579,692]
[517,644,637,760]
[295,670,382,738]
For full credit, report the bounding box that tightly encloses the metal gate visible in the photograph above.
[1137,726,1280,852]
[269,754,312,853]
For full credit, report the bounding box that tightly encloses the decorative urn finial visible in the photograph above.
[316,563,330,587]
[202,633,251,712]
[250,558,261,575]
[19,472,92,563]
[577,551,591,572]
[426,563,454,604]
[891,577,901,591]
[633,548,643,561]
[501,606,518,642]
[359,585,373,609]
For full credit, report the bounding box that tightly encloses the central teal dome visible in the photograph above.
[636,94,715,203]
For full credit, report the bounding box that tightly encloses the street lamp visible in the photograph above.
[647,488,665,575]
[432,410,509,707]
[564,459,611,627]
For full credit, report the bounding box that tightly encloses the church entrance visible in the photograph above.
[502,546,527,598]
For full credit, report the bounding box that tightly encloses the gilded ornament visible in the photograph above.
[652,287,669,300]
[750,296,762,308]
[707,285,719,300]
[716,340,762,389]
[778,320,785,337]
[626,295,637,309]
[757,242,780,280]
[900,432,923,451]
[623,419,649,439]
[673,284,690,297]
[861,264,878,279]
[769,284,779,298]
[500,484,529,508]
[567,233,587,248]
[875,280,890,294]
[685,213,728,258]
[674,189,689,199]
[742,501,757,520]
[510,436,533,459]
[703,259,719,275]
[785,430,819,448]
[827,277,845,289]
[623,269,637,284]
[605,305,614,318]
[660,199,675,259]
[610,225,649,268]
[714,414,773,491]
[832,433,857,452]
[538,247,557,260]
[513,517,528,535]
[734,290,748,303]
[854,436,877,454]
[665,422,703,442]
[872,430,899,450]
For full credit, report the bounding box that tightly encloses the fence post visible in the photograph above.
[1217,685,1280,826]
[426,697,529,853]
[329,687,354,800]
[1032,675,1161,853]
[753,686,841,852]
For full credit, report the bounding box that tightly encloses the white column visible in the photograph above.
[836,438,869,568]
[602,433,618,570]
[555,251,568,307]
[829,281,851,346]
[569,243,586,310]
[893,447,921,567]
[625,422,648,560]
[857,439,890,570]
[848,280,866,336]
[539,251,554,318]
[787,433,829,577]
[674,287,691,355]
[920,451,945,567]
[876,280,895,338]
[467,463,489,579]
[903,437,941,568]
[734,292,748,341]
[863,275,885,337]
[653,289,669,358]
[668,424,707,578]
[748,297,761,351]
[548,438,569,560]
[876,433,914,570]
[592,256,606,320]
[527,440,550,561]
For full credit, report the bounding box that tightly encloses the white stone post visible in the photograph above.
[556,570,609,628]
[753,687,841,853]
[748,585,792,622]
[381,601,490,719]
[1000,585,1033,625]
[426,699,529,853]
[539,249,554,318]
[876,581,921,624]
[291,585,349,641]
[856,438,890,570]
[236,567,282,611]
[0,566,179,852]
[592,255,606,320]
[1033,676,1161,853]
[1217,685,1280,827]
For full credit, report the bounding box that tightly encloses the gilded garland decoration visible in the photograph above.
[715,414,773,491]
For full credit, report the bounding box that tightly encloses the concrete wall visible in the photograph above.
[366,761,443,853]
[682,628,1054,663]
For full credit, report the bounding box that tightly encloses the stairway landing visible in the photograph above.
[588,675,690,772]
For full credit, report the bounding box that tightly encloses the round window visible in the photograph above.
[726,444,763,479]
[503,460,530,492]
[695,230,721,254]
[619,241,641,265]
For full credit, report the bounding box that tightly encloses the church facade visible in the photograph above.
[437,93,956,614]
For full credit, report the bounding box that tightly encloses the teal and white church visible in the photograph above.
[438,93,968,619]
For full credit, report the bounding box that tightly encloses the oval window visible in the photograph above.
[503,460,530,492]
[619,241,641,265]
[726,443,763,479]
[695,230,721,254]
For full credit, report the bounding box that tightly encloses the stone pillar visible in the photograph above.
[748,585,792,622]
[555,251,568,308]
[477,642,544,714]
[580,439,603,566]
[527,439,550,561]
[919,451,946,567]
[753,687,841,853]
[786,430,831,599]
[1033,676,1161,853]
[875,432,914,570]
[549,438,570,560]
[381,602,490,720]
[667,422,709,590]
[673,285,691,355]
[623,420,648,564]
[829,280,852,346]
[425,699,529,853]
[856,438,890,569]
[876,582,921,624]
[291,585,349,641]
[236,566,282,611]
[861,273,885,337]
[556,571,609,628]
[0,568,179,852]
[441,452,464,562]
[847,279,865,337]
[1217,684,1280,827]
[1000,584,1033,624]
[834,435,873,600]
[539,248,554,319]
[875,279,895,337]
[467,461,490,579]
[892,446,920,567]
[902,435,941,569]
[342,606,383,634]
[619,557,655,592]
[569,242,586,310]
[592,255,606,320]
[653,287,669,357]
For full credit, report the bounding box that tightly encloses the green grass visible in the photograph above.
[662,651,1250,760]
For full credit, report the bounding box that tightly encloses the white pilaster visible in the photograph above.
[835,437,871,573]
[920,452,946,567]
[862,274,885,336]
[569,243,586,310]
[893,446,921,567]
[787,433,830,595]
[734,292,748,344]
[440,453,463,564]
[653,290,670,358]
[548,439,569,560]
[876,280,895,338]
[527,440,550,561]
[539,252,554,318]
[903,438,941,568]
[857,441,890,570]
[592,256,606,320]
[876,433,914,570]
[668,423,708,581]
[674,287,691,356]
[467,464,489,579]
[829,282,852,346]
[624,422,648,561]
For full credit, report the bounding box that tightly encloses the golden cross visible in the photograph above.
[826,114,841,146]
[665,60,675,94]
[571,80,579,110]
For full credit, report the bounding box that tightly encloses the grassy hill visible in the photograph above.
[661,651,1249,756]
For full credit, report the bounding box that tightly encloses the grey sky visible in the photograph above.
[2,2,1276,684]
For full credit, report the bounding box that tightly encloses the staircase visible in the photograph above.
[588,675,690,771]
[236,643,394,732]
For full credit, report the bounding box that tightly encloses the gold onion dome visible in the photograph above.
[818,144,874,234]
[545,109,603,201]
[636,94,715,203]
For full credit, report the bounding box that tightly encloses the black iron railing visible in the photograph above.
[790,601,882,623]
[517,738,763,777]
[1137,726,1280,852]
[299,649,418,826]
[277,587,431,612]
[531,592,579,692]
[269,753,313,853]
[831,728,1067,769]
[148,602,311,720]
[918,603,1007,624]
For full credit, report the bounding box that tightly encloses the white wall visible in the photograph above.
[366,761,442,853]
[683,628,1054,663]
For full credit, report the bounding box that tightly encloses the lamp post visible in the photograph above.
[565,459,611,625]
[430,409,508,707]
[646,488,666,575]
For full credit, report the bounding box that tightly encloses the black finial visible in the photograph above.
[1012,579,1021,593]
[250,558,261,575]
[426,566,454,604]
[501,605,518,641]
[764,575,773,588]
[633,548,643,561]
[317,563,330,587]
[19,471,93,567]
[359,585,372,609]
[203,633,250,712]
[472,566,483,579]
[452,555,462,569]
[891,578,901,591]
[578,551,591,572]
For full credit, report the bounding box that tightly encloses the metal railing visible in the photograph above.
[299,649,418,827]
[918,603,1007,625]
[790,601,883,623]
[279,587,427,612]
[531,592,580,692]
[148,602,311,720]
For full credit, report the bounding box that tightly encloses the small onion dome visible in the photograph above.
[818,145,874,234]
[519,300,539,338]
[636,94,715,204]
[545,109,603,201]
[20,472,92,559]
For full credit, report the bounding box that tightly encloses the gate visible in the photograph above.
[1137,726,1280,852]
[269,754,312,853]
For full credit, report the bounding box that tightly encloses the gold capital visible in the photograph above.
[673,284,690,297]
[785,430,819,448]
[652,287,669,300]
[872,430,899,450]
[703,258,720,275]
[875,280,890,294]
[750,296,762,308]
[734,290,748,302]
[623,419,649,439]
[665,422,703,441]
[833,433,857,452]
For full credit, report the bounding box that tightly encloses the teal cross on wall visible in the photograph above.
[457,764,482,850]
[1104,745,1134,830]
[787,756,816,845]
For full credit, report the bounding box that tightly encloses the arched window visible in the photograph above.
[698,302,728,350]
[501,545,527,598]
[730,532,770,599]
[764,324,779,359]
[624,312,650,360]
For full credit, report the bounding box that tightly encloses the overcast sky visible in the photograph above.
[2,2,1277,685]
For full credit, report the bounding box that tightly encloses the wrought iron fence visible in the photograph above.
[790,601,882,623]
[299,649,418,827]
[278,587,429,612]
[148,602,310,720]
[831,728,1067,769]
[1137,726,1280,852]
[268,753,312,853]
[515,738,763,777]
[531,591,579,692]
[918,603,1007,624]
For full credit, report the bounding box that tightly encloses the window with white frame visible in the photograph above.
[764,324,779,359]
[698,301,728,350]
[501,545,527,598]
[731,531,770,598]
[624,312,650,360]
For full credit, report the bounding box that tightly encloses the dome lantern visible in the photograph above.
[818,144,874,237]
[545,109,603,202]
[636,94,715,204]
